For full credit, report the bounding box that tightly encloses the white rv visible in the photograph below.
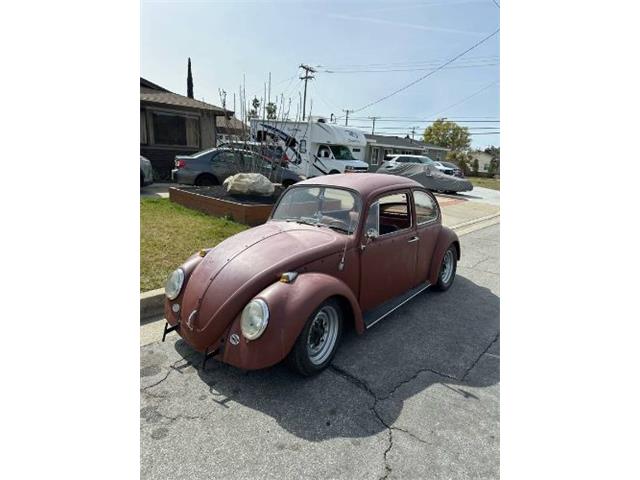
[249,117,369,178]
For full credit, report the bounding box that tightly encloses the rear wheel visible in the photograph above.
[288,299,343,376]
[435,245,457,291]
[282,179,295,188]
[195,174,218,186]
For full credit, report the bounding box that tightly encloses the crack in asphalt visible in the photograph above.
[329,364,436,478]
[461,332,500,381]
[141,369,173,391]
[379,365,458,402]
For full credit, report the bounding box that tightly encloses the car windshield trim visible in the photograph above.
[272,186,362,235]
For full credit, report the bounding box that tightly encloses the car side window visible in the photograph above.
[215,152,239,164]
[366,192,411,237]
[413,190,438,225]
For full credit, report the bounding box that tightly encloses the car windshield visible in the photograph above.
[329,145,356,160]
[272,186,361,234]
[416,156,436,165]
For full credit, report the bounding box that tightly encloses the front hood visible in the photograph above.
[179,221,344,347]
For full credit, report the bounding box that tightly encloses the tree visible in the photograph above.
[248,97,261,119]
[424,118,472,173]
[472,158,479,175]
[485,145,500,176]
[423,118,471,152]
[266,102,277,119]
[187,57,194,99]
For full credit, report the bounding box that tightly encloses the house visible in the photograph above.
[215,115,249,144]
[364,134,450,167]
[140,77,230,179]
[468,150,494,175]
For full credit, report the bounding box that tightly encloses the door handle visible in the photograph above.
[408,236,419,243]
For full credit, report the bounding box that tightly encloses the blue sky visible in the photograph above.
[141,0,499,148]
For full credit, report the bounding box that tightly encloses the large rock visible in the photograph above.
[223,173,275,197]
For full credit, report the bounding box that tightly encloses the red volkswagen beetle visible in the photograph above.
[162,173,460,376]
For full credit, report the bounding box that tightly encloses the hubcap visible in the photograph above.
[440,249,455,284]
[306,305,339,365]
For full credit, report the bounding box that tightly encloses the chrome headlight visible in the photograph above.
[241,299,269,340]
[165,268,185,300]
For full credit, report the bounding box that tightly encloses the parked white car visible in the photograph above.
[140,155,154,187]
[382,155,456,176]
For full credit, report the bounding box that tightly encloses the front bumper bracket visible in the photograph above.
[162,321,180,342]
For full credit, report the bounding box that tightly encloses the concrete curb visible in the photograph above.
[450,212,500,231]
[140,288,165,322]
[139,213,501,323]
[451,213,500,236]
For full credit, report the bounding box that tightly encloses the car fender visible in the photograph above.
[164,251,207,323]
[427,226,460,285]
[222,272,363,370]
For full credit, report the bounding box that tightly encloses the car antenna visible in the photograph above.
[338,214,356,271]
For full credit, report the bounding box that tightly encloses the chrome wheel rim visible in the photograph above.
[440,250,455,284]
[306,305,339,365]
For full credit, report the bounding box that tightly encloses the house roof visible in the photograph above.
[216,115,248,133]
[364,134,449,151]
[140,77,229,115]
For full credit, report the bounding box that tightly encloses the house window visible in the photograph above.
[152,112,200,147]
[371,148,379,165]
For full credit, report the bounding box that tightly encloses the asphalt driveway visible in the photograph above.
[140,223,500,479]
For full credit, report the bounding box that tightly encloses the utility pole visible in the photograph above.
[343,109,352,126]
[299,64,316,121]
[369,116,378,135]
[410,126,417,140]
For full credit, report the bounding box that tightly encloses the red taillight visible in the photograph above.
[175,159,186,168]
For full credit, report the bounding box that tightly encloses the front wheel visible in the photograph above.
[287,299,343,376]
[434,245,457,291]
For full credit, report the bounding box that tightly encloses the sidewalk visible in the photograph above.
[436,192,500,229]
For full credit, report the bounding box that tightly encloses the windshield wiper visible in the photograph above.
[324,224,350,233]
[284,217,319,227]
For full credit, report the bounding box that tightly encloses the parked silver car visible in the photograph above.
[172,147,304,187]
[140,155,154,187]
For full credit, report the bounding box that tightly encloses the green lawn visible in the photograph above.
[468,176,500,191]
[140,198,248,292]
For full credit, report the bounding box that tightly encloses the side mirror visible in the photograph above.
[365,228,379,241]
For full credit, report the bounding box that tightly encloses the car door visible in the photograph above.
[412,189,441,286]
[213,151,241,181]
[359,190,418,312]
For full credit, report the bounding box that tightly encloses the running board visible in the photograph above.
[363,283,431,329]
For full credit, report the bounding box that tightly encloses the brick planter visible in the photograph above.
[169,187,275,226]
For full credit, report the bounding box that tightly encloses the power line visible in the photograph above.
[316,55,499,70]
[343,27,500,116]
[349,118,499,123]
[428,80,500,117]
[321,62,498,74]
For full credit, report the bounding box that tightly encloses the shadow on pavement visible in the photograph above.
[166,274,499,441]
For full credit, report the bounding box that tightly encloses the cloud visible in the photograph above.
[327,13,485,36]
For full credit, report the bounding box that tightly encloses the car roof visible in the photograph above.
[297,173,422,198]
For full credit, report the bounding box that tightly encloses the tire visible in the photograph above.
[282,179,294,188]
[434,245,457,291]
[329,170,340,175]
[287,298,343,376]
[195,174,218,186]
